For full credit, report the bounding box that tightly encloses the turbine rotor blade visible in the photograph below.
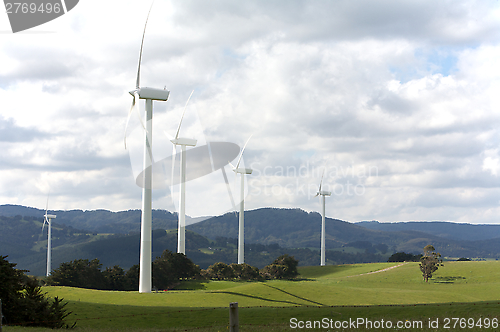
[318,168,325,192]
[175,90,194,140]
[163,130,177,189]
[43,193,49,231]
[45,194,49,217]
[221,167,237,218]
[136,1,155,89]
[134,91,147,131]
[171,144,177,189]
[124,97,136,149]
[235,134,253,169]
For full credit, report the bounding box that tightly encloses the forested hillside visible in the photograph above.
[2,204,500,276]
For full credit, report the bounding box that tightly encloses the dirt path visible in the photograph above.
[346,262,407,278]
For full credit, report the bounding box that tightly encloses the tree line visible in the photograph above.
[1,255,74,328]
[45,250,299,291]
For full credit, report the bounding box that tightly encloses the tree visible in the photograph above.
[102,265,126,290]
[260,254,299,279]
[204,262,235,280]
[46,258,107,289]
[419,245,443,282]
[124,264,139,291]
[0,255,73,328]
[388,252,422,262]
[229,263,260,280]
[152,250,201,289]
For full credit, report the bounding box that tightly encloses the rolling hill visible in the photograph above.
[2,204,500,276]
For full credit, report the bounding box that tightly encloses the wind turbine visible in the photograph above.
[169,91,197,254]
[230,136,253,264]
[314,169,331,266]
[42,196,56,277]
[124,3,170,293]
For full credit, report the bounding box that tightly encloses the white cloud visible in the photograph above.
[1,0,500,224]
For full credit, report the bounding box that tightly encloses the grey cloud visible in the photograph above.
[0,116,48,142]
[173,0,500,45]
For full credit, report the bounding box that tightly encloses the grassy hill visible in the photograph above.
[16,261,498,331]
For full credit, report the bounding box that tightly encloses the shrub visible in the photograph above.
[0,255,74,328]
[152,250,201,289]
[388,252,422,262]
[260,254,299,279]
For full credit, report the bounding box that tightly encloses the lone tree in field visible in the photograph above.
[419,245,443,282]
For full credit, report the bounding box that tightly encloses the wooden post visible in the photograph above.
[229,302,238,332]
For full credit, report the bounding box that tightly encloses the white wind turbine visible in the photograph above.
[169,91,197,255]
[124,3,170,293]
[314,169,331,266]
[42,196,56,277]
[229,136,253,264]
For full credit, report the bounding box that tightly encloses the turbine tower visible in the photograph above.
[42,196,56,277]
[314,169,331,266]
[230,136,253,264]
[124,4,170,293]
[170,91,197,254]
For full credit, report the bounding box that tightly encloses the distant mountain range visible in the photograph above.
[1,204,499,275]
[356,220,500,241]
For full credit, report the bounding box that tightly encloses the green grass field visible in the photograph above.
[4,261,500,331]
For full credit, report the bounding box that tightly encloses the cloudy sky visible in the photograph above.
[1,0,500,224]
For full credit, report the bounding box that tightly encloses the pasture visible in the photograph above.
[4,261,500,331]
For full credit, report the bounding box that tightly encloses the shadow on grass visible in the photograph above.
[172,280,208,290]
[261,283,325,306]
[208,290,305,306]
[432,276,466,284]
[298,264,359,278]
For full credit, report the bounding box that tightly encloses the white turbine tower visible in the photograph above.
[230,136,253,264]
[169,91,197,255]
[124,4,170,293]
[42,196,56,277]
[314,169,331,266]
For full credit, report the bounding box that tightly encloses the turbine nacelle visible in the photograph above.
[129,87,170,101]
[171,138,197,147]
[233,168,253,175]
[316,191,331,197]
[44,214,57,219]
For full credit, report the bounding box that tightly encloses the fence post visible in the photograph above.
[229,302,238,332]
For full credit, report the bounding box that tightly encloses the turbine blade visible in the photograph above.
[235,134,253,169]
[221,167,237,217]
[136,1,155,89]
[124,97,136,149]
[43,193,49,232]
[175,90,194,140]
[134,91,147,131]
[45,194,49,217]
[318,168,325,192]
[163,130,176,188]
